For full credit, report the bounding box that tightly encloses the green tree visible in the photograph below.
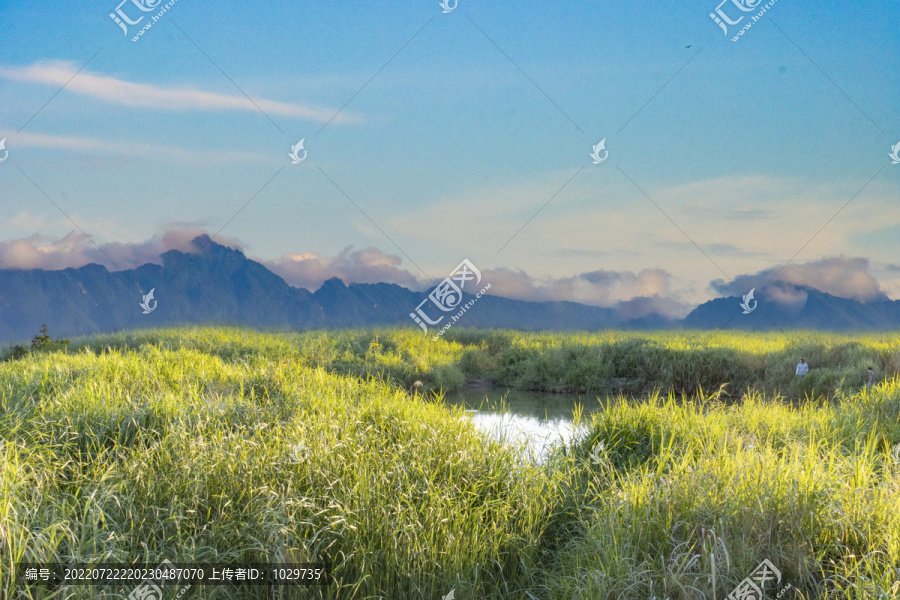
[31,324,69,351]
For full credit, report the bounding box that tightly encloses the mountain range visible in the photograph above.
[0,235,898,343]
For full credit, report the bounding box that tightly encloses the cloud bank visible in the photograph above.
[0,229,242,272]
[479,267,692,319]
[4,232,889,320]
[0,231,693,319]
[711,257,889,303]
[265,247,425,291]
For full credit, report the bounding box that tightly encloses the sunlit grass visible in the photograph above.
[1,327,899,599]
[547,384,900,599]
[49,326,900,399]
[0,340,550,599]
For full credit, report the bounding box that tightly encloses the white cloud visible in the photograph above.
[481,267,692,318]
[0,228,242,271]
[264,247,425,291]
[711,256,889,303]
[0,130,272,166]
[386,171,899,307]
[0,60,360,123]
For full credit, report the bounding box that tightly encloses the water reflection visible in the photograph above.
[443,388,606,460]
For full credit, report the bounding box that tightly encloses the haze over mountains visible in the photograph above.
[0,235,898,343]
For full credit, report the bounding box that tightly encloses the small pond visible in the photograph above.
[443,387,609,460]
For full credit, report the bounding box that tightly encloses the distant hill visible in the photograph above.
[2,236,898,344]
[0,235,664,343]
[683,286,900,330]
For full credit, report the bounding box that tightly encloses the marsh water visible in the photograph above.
[443,387,608,460]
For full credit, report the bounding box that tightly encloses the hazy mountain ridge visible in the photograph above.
[683,286,900,330]
[1,236,898,343]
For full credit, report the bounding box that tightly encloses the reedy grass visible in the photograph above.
[32,325,900,400]
[547,383,900,599]
[1,327,899,599]
[0,342,551,599]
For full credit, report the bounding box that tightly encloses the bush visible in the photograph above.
[30,323,69,352]
[1,344,29,361]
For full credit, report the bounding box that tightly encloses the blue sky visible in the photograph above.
[1,0,899,315]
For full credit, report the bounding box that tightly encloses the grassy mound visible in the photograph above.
[0,336,551,599]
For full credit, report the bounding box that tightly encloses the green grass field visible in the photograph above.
[1,327,899,599]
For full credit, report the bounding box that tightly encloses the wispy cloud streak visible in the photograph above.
[0,61,360,123]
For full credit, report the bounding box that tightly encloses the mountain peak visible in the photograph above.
[190,234,245,259]
[320,277,348,289]
[684,286,900,330]
[191,233,214,250]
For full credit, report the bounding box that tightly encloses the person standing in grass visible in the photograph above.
[866,367,876,389]
[796,359,809,377]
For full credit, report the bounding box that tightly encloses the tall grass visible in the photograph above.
[1,327,899,599]
[42,326,900,399]
[454,329,900,399]
[546,383,900,599]
[0,340,551,599]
